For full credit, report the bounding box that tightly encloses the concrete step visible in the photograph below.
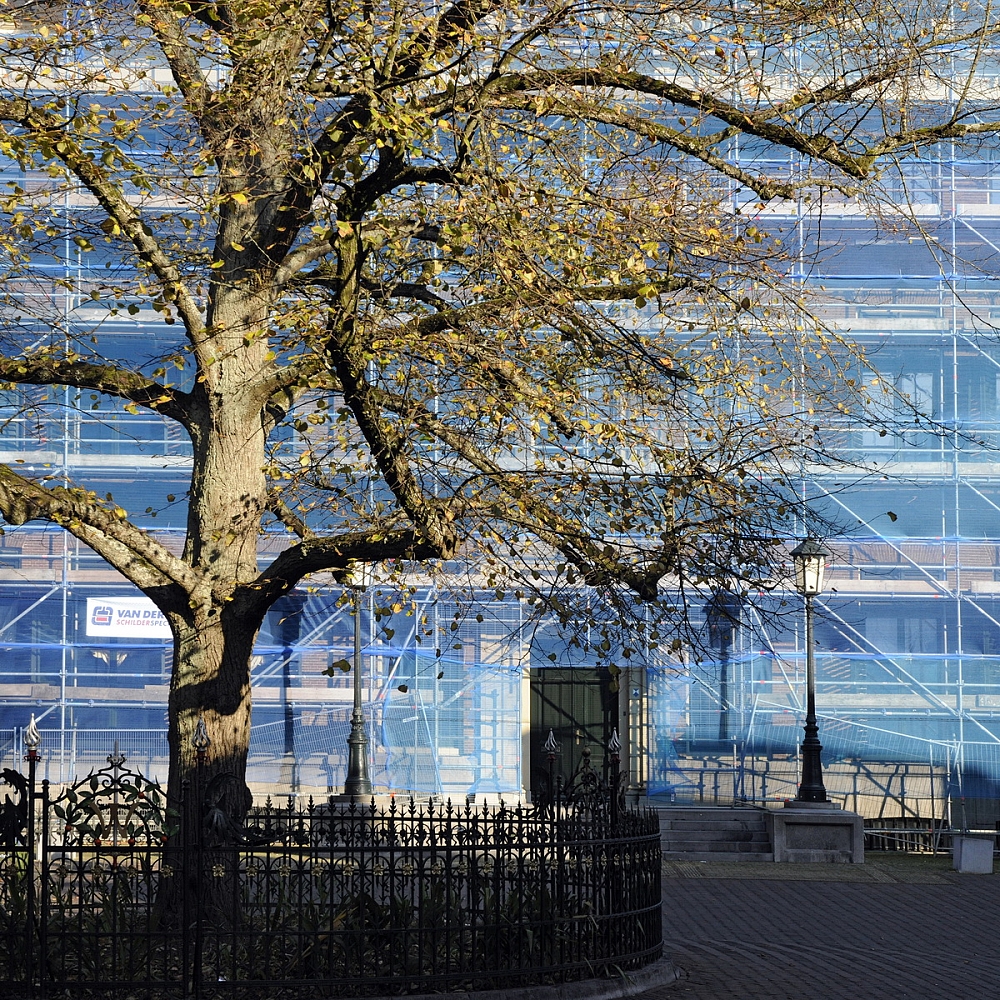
[666,818,767,833]
[655,807,765,822]
[663,838,772,853]
[663,830,770,846]
[663,850,775,863]
[654,806,773,861]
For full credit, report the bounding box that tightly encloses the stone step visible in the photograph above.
[662,830,770,846]
[663,838,772,853]
[662,850,775,863]
[655,807,765,822]
[664,827,770,843]
[665,818,767,833]
[653,806,773,861]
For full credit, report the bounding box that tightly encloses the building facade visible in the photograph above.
[1,11,999,833]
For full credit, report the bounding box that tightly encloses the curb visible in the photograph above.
[365,957,682,1000]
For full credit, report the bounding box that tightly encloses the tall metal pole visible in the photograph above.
[343,587,373,798]
[797,593,827,802]
[718,625,731,743]
[706,595,739,745]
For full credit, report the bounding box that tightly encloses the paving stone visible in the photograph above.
[640,854,1000,1000]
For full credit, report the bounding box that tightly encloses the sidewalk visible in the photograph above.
[645,853,1000,1000]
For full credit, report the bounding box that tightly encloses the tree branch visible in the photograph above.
[0,101,204,339]
[867,119,1000,161]
[381,394,665,599]
[326,318,461,558]
[274,238,337,287]
[138,1,212,114]
[467,66,1000,180]
[254,353,334,426]
[0,466,196,594]
[487,93,838,201]
[372,281,694,345]
[243,527,454,612]
[361,278,449,309]
[392,1,503,80]
[0,357,192,426]
[265,496,314,540]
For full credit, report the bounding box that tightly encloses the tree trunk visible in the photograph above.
[167,611,259,832]
[163,284,275,826]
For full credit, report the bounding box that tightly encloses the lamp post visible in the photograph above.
[790,538,829,804]
[343,568,373,799]
[705,594,739,743]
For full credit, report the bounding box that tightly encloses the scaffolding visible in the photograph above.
[638,132,1000,826]
[2,23,1000,820]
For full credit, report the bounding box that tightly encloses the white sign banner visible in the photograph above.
[85,597,172,639]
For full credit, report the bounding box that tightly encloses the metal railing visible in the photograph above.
[863,819,950,853]
[863,818,1000,855]
[0,742,662,998]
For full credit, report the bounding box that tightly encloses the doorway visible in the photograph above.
[529,667,619,799]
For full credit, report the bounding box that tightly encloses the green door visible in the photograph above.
[529,667,619,799]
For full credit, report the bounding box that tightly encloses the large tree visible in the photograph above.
[0,0,996,816]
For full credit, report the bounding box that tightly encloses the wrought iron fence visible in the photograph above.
[0,733,662,998]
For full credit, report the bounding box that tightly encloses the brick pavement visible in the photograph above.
[645,856,1000,1000]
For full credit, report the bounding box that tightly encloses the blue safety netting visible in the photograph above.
[647,652,1000,803]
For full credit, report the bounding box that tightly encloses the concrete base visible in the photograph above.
[328,793,399,808]
[953,835,995,874]
[767,802,865,864]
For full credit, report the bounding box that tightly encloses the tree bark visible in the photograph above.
[163,280,277,825]
[166,610,259,826]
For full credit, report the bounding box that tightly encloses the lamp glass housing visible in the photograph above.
[790,539,828,597]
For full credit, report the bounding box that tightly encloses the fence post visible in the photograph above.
[191,717,210,1000]
[543,730,560,811]
[608,729,621,830]
[23,716,40,995]
[179,776,191,999]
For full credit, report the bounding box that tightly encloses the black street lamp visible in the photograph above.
[790,538,829,803]
[705,594,740,743]
[343,568,373,799]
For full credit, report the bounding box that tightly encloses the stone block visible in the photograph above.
[766,803,865,863]
[953,835,995,874]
